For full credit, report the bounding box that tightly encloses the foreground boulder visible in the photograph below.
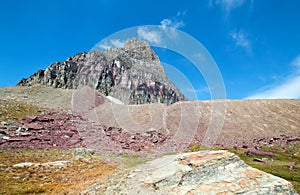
[84,150,298,194]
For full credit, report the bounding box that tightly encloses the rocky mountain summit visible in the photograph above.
[17,38,186,104]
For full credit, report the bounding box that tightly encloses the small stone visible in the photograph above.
[127,173,135,178]
[13,162,35,168]
[20,132,31,136]
[42,160,70,168]
[24,115,37,121]
[25,123,43,130]
[152,139,159,144]
[146,128,157,135]
[1,122,9,126]
[288,162,296,170]
[0,130,7,135]
[7,126,18,131]
[253,158,266,163]
[16,127,23,132]
[74,148,95,155]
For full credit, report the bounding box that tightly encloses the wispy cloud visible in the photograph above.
[137,11,186,44]
[291,55,300,69]
[110,39,124,48]
[160,17,185,30]
[246,55,300,99]
[97,39,125,50]
[230,30,252,54]
[209,0,246,15]
[161,11,185,29]
[137,27,161,44]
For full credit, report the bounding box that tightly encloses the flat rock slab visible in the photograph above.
[13,160,70,168]
[92,150,298,195]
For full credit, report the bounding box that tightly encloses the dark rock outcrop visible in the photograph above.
[17,38,186,104]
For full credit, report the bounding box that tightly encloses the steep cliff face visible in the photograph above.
[17,38,186,104]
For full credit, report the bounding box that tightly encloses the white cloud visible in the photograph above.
[230,31,250,48]
[246,55,300,99]
[160,19,172,29]
[291,55,300,75]
[210,0,247,16]
[110,39,124,48]
[137,27,161,44]
[230,31,252,54]
[137,12,185,44]
[160,18,185,29]
[222,0,246,10]
[97,43,110,50]
[97,39,125,50]
[246,76,300,99]
[177,10,187,17]
[159,15,185,40]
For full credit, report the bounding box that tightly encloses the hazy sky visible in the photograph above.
[0,0,300,100]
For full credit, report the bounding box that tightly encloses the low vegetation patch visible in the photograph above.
[0,100,47,123]
[0,149,115,194]
[187,144,210,152]
[228,142,300,193]
[187,141,300,193]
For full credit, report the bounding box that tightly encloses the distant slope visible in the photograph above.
[1,86,299,148]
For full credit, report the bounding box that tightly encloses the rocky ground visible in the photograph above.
[83,150,297,194]
[0,86,299,194]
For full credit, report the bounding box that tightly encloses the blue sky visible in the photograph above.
[0,0,300,100]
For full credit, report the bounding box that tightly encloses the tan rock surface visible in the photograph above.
[84,150,297,194]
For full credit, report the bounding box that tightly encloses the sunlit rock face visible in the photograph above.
[87,150,298,194]
[17,38,186,105]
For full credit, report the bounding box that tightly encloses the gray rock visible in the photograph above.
[17,38,186,105]
[84,150,298,194]
[74,148,95,155]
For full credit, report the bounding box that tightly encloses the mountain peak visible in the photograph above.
[18,38,186,105]
[124,37,149,49]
